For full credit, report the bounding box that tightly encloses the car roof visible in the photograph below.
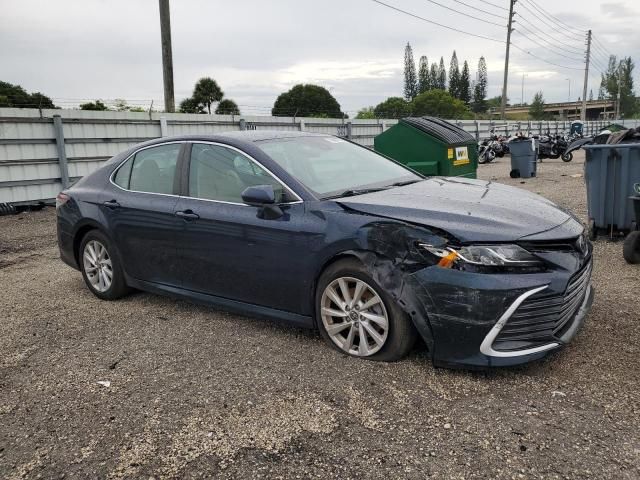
[146,130,329,145]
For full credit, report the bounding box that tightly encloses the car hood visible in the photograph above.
[338,177,583,243]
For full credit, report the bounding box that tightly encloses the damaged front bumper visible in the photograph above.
[407,257,594,368]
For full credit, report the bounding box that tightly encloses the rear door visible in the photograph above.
[102,142,185,286]
[174,142,311,313]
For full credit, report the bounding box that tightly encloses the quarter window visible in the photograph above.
[114,144,181,194]
[188,144,290,203]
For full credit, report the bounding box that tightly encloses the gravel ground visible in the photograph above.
[1,151,639,479]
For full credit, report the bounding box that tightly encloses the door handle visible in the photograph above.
[175,210,200,220]
[103,200,121,209]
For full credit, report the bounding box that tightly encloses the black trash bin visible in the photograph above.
[508,137,537,178]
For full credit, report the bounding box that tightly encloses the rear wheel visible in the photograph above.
[316,258,416,362]
[562,152,573,162]
[79,230,129,300]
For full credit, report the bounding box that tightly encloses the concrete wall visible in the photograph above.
[1,108,638,204]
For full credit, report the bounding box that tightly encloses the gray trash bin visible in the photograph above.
[508,138,537,178]
[583,144,640,238]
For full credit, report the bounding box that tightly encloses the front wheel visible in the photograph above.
[80,230,130,300]
[562,152,573,162]
[316,259,416,362]
[623,231,640,264]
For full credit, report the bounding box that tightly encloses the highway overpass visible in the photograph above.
[492,100,616,120]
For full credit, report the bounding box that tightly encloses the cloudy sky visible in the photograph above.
[1,0,638,115]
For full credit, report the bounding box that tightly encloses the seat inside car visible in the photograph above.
[192,147,245,202]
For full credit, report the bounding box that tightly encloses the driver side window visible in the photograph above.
[188,144,291,204]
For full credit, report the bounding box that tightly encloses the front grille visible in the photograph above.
[494,258,592,350]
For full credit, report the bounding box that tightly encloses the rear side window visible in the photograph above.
[114,143,181,194]
[113,157,133,188]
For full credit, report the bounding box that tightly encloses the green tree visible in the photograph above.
[459,60,471,104]
[0,81,55,108]
[215,99,240,115]
[619,57,637,117]
[599,56,638,116]
[448,51,460,99]
[272,84,343,118]
[192,77,224,114]
[411,89,471,118]
[472,57,488,113]
[487,95,503,109]
[355,106,376,119]
[429,63,439,90]
[528,91,546,119]
[403,43,418,101]
[79,100,108,111]
[373,97,412,119]
[179,97,206,114]
[437,57,447,90]
[418,55,430,94]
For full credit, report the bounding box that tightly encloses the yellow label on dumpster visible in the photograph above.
[447,148,454,159]
[453,146,470,166]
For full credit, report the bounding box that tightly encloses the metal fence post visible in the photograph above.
[299,119,305,131]
[160,116,168,137]
[381,120,386,133]
[474,120,479,141]
[52,115,70,189]
[239,118,246,131]
[346,121,352,140]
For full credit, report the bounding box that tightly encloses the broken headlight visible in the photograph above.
[419,243,544,272]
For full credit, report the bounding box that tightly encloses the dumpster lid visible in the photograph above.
[401,116,475,144]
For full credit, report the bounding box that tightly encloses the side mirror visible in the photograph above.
[241,185,276,206]
[241,185,284,220]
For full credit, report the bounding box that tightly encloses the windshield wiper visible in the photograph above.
[325,187,389,199]
[389,179,422,187]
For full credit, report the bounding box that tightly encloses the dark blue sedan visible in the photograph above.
[56,131,594,368]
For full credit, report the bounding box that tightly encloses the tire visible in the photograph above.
[315,258,416,362]
[510,169,520,178]
[562,152,573,162]
[478,148,488,164]
[79,230,130,300]
[623,231,640,264]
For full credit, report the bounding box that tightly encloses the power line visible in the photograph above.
[522,0,588,36]
[460,0,508,12]
[514,21,585,60]
[515,15,585,55]
[517,0,585,42]
[451,0,507,18]
[510,43,585,70]
[372,0,589,73]
[370,0,505,42]
[420,0,506,28]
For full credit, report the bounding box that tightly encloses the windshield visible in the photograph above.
[256,136,421,199]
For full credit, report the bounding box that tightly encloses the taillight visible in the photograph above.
[56,192,70,209]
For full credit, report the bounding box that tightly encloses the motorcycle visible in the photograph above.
[477,138,496,164]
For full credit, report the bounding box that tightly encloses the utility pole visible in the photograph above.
[615,63,623,119]
[580,29,591,121]
[521,72,527,106]
[500,0,516,119]
[159,0,175,113]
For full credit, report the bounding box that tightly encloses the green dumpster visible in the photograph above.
[374,116,478,178]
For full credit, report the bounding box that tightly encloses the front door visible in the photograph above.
[175,142,311,314]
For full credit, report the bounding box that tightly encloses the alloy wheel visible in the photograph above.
[83,240,113,293]
[320,277,389,356]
